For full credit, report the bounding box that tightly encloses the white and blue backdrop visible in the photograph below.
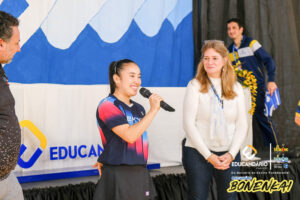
[0,0,194,182]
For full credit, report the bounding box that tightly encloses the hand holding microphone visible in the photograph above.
[149,93,163,112]
[140,87,175,112]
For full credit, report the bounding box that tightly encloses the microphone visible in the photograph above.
[139,87,175,112]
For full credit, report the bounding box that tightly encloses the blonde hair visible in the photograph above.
[195,40,237,100]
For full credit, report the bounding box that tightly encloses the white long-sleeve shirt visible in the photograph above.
[183,78,247,159]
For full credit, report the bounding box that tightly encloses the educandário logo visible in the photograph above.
[17,120,47,168]
[17,120,103,169]
[228,144,294,194]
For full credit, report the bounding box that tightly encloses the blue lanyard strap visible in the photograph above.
[232,45,238,63]
[232,36,245,67]
[210,84,223,109]
[232,45,243,70]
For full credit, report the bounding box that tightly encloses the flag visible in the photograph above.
[264,88,281,117]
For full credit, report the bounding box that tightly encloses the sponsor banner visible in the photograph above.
[229,143,294,193]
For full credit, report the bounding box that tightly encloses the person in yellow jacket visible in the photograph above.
[295,100,300,126]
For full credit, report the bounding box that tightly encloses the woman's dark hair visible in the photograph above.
[108,59,136,94]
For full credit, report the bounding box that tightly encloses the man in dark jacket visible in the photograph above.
[227,18,278,148]
[0,11,23,200]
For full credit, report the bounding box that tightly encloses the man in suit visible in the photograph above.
[0,11,23,200]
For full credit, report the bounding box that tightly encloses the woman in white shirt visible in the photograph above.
[182,40,247,200]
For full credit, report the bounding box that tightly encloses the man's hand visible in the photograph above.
[295,114,300,127]
[267,82,277,96]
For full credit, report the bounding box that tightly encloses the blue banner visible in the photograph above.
[1,0,194,87]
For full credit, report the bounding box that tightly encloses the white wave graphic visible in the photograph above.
[167,0,192,30]
[89,0,144,43]
[14,0,192,49]
[18,0,56,47]
[134,0,177,37]
[41,0,107,49]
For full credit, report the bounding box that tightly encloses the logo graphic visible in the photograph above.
[242,145,257,160]
[18,120,47,168]
[272,144,289,170]
[274,154,289,163]
[273,144,288,153]
[227,177,293,193]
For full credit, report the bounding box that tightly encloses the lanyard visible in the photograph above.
[232,36,245,70]
[210,83,223,109]
[232,45,238,63]
[232,45,243,70]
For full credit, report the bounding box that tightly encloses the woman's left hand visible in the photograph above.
[218,152,234,169]
[93,162,103,177]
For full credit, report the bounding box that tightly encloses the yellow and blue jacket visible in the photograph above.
[296,100,300,117]
[228,36,276,91]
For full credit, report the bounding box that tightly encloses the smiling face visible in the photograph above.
[114,62,141,98]
[203,48,226,78]
[227,22,243,40]
[0,26,21,64]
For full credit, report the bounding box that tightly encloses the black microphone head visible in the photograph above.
[139,87,152,98]
[160,101,175,112]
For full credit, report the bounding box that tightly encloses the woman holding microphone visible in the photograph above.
[93,59,162,200]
